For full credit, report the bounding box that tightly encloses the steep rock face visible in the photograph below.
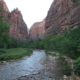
[0,0,9,12]
[9,9,28,41]
[0,0,9,20]
[45,0,80,36]
[29,21,45,40]
[0,0,28,41]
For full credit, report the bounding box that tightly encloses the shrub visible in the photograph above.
[72,0,80,3]
[74,57,80,76]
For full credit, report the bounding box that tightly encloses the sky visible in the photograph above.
[5,0,53,28]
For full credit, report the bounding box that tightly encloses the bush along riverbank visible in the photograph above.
[0,48,32,61]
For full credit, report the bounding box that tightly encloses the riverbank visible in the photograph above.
[17,55,63,80]
[0,48,32,61]
[0,50,47,80]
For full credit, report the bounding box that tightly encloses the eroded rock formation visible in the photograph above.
[9,9,28,41]
[0,0,28,41]
[45,0,80,36]
[29,21,45,40]
[0,0,9,21]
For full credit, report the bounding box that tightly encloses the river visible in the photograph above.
[0,50,46,80]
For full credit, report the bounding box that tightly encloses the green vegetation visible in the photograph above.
[0,19,10,48]
[0,48,32,61]
[63,63,72,76]
[72,0,80,3]
[29,27,80,59]
[74,57,80,76]
[0,8,10,48]
[0,7,33,61]
[27,26,80,76]
[0,6,80,77]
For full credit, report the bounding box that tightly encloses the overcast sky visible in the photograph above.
[5,0,53,28]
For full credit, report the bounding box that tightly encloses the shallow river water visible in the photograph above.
[0,50,46,80]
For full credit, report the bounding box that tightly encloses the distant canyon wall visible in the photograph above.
[29,21,45,41]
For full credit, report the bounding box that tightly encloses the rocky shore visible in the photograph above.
[16,56,63,80]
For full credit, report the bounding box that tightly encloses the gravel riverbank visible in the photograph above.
[17,56,63,80]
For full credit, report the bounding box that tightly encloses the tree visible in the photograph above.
[0,18,10,48]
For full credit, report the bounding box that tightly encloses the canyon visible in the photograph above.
[0,0,80,80]
[1,0,80,40]
[29,0,80,39]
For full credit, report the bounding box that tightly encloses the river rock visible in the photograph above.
[17,56,63,80]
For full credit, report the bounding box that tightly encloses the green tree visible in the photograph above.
[0,18,10,48]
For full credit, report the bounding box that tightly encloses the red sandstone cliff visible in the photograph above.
[29,21,45,40]
[0,0,9,21]
[9,9,28,41]
[45,0,80,36]
[0,0,28,41]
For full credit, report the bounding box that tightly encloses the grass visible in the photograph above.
[0,48,32,61]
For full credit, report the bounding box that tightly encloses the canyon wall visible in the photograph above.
[9,9,28,41]
[0,0,28,41]
[45,0,80,36]
[29,21,45,41]
[0,0,9,21]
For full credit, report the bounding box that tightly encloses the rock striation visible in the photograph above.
[0,0,9,21]
[9,9,28,41]
[45,0,80,36]
[0,0,28,41]
[29,21,45,41]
